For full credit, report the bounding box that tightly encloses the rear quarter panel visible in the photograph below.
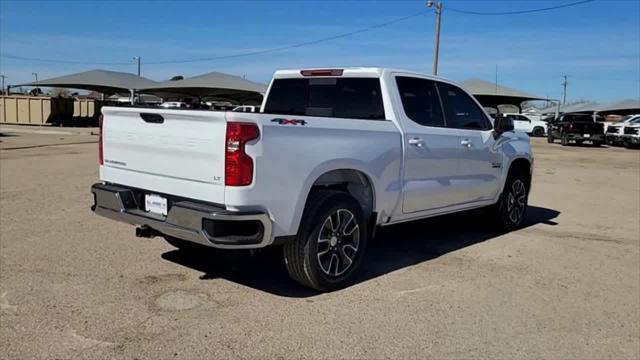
[225,113,402,238]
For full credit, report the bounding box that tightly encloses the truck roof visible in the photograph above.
[272,67,453,83]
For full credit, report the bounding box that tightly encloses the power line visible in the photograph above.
[145,10,430,65]
[0,53,131,66]
[0,0,597,66]
[0,10,430,66]
[447,0,595,16]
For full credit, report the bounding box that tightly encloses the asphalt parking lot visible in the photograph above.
[1,126,638,359]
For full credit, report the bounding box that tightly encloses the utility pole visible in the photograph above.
[0,75,6,94]
[561,75,568,105]
[133,56,141,76]
[32,72,38,84]
[427,1,443,76]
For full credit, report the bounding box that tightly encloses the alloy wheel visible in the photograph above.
[507,179,526,224]
[316,209,360,277]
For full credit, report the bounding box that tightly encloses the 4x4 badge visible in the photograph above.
[271,118,307,126]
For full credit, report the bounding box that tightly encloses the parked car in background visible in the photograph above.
[547,113,605,146]
[605,115,640,146]
[622,121,640,149]
[503,113,547,137]
[232,105,259,113]
[92,67,533,291]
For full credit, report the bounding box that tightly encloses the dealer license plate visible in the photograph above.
[145,194,167,215]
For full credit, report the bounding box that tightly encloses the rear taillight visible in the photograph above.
[568,123,573,131]
[225,122,259,186]
[98,114,104,165]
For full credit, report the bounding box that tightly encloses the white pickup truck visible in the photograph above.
[92,68,533,291]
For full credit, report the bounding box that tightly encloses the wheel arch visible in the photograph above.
[506,157,532,189]
[290,165,378,238]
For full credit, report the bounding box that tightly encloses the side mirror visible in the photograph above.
[494,115,514,134]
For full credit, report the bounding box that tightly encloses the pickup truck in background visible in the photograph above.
[547,113,605,146]
[622,121,640,148]
[91,68,533,291]
[606,114,640,146]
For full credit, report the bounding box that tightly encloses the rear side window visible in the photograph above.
[437,82,491,130]
[396,76,445,127]
[264,78,385,120]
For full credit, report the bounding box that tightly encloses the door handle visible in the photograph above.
[461,139,473,148]
[408,138,425,148]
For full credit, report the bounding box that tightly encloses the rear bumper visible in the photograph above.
[91,183,273,249]
[565,133,604,142]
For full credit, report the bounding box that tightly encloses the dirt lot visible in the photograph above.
[1,126,638,359]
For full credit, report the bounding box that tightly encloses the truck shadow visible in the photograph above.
[161,205,559,298]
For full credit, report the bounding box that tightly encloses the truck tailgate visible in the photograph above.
[100,107,226,204]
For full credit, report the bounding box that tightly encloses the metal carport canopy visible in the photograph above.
[139,72,267,102]
[595,99,640,115]
[16,69,160,94]
[461,79,550,108]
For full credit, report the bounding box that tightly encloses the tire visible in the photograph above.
[283,190,368,292]
[592,141,602,147]
[547,133,554,143]
[491,169,529,232]
[561,134,569,146]
[532,127,545,137]
[624,140,632,149]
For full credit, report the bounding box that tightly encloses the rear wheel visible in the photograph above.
[284,190,368,292]
[532,127,545,137]
[547,133,554,143]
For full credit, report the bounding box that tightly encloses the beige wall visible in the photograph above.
[0,96,101,125]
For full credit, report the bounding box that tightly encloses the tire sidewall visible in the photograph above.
[498,171,529,231]
[301,193,367,290]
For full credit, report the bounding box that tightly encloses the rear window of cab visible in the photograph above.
[264,78,385,120]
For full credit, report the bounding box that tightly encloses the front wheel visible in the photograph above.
[284,190,368,292]
[533,127,545,137]
[547,133,554,143]
[561,134,569,146]
[491,170,529,231]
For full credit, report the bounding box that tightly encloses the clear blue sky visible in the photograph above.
[0,0,638,102]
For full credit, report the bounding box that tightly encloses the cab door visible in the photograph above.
[393,75,465,213]
[436,82,501,203]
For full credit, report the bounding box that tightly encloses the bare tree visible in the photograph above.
[50,88,71,98]
[87,91,103,99]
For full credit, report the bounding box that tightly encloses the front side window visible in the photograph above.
[437,82,491,130]
[395,76,445,127]
[264,78,385,120]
